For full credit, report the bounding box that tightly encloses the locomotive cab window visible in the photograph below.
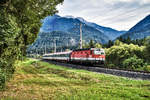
[101,52,105,55]
[94,49,105,55]
[94,50,101,55]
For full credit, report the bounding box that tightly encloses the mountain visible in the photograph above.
[86,23,126,40]
[40,15,126,40]
[120,14,150,40]
[28,31,79,53]
[28,15,126,53]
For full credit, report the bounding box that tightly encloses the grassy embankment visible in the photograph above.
[0,59,150,100]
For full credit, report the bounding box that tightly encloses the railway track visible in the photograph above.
[42,60,150,80]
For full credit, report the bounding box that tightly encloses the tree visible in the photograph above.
[82,40,102,49]
[0,0,64,89]
[118,36,123,42]
[89,40,95,48]
[106,43,144,67]
[122,55,147,70]
[95,43,102,48]
[126,36,131,44]
[4,0,63,55]
[114,40,122,46]
[107,40,113,48]
[144,36,150,61]
[82,41,89,49]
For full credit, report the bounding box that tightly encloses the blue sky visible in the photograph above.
[57,0,150,31]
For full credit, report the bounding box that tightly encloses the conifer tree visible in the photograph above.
[89,40,95,48]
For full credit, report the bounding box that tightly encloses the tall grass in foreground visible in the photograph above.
[0,58,149,100]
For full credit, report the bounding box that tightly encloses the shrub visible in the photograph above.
[143,66,150,72]
[106,43,144,68]
[106,63,115,68]
[144,36,150,62]
[0,69,6,90]
[122,56,147,70]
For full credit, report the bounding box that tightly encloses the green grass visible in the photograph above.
[0,58,150,100]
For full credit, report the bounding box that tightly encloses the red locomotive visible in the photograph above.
[43,48,105,65]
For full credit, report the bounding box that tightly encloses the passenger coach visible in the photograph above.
[42,51,72,61]
[42,48,105,65]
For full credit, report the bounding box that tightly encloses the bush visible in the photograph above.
[0,69,6,90]
[106,42,145,68]
[143,66,150,72]
[122,56,147,70]
[106,63,115,68]
[144,36,150,62]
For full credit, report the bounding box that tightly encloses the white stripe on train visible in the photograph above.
[43,57,105,61]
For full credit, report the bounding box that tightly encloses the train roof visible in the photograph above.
[73,48,104,52]
[43,51,72,56]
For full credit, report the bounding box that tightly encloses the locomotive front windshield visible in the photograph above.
[94,49,105,55]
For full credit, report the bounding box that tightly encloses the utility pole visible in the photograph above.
[80,23,83,49]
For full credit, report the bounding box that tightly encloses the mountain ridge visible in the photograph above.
[28,15,126,52]
[40,15,126,40]
[120,14,150,40]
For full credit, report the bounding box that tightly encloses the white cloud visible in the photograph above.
[57,0,150,30]
[105,0,132,5]
[141,0,150,4]
[105,0,150,4]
